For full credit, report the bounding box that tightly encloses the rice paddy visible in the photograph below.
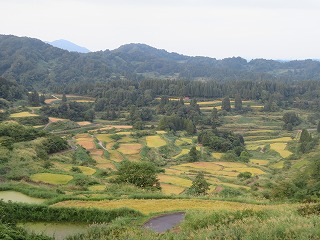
[160,183,185,195]
[158,174,192,187]
[117,143,142,155]
[173,149,189,159]
[250,159,269,165]
[10,112,39,118]
[146,136,167,147]
[270,142,292,158]
[53,199,298,214]
[31,173,73,185]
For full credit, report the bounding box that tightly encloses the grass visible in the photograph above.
[10,112,39,118]
[108,150,124,162]
[30,173,73,185]
[118,143,142,155]
[270,143,292,158]
[53,199,299,214]
[271,161,284,169]
[146,135,167,148]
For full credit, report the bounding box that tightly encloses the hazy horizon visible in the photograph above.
[1,0,320,60]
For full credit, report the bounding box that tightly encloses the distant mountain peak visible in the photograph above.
[47,39,90,53]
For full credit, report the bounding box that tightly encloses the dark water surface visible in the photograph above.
[143,212,185,233]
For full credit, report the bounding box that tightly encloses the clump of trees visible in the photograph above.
[282,112,301,131]
[299,129,317,153]
[158,115,196,134]
[198,129,244,152]
[40,101,95,122]
[187,172,210,195]
[114,161,161,190]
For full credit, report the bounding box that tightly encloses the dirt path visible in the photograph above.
[143,212,185,233]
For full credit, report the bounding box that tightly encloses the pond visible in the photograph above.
[18,222,89,240]
[0,191,45,204]
[143,212,185,233]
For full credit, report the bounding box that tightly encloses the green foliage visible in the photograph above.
[198,129,244,153]
[28,91,40,107]
[234,94,242,111]
[221,96,231,112]
[0,200,142,223]
[282,111,301,130]
[238,172,252,179]
[188,146,201,162]
[42,135,69,154]
[114,161,161,189]
[73,147,95,165]
[187,172,210,195]
[40,102,94,122]
[0,121,45,142]
[45,120,80,132]
[15,116,49,126]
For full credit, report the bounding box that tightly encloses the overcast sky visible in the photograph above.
[1,0,320,60]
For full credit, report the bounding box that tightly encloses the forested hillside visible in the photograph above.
[1,35,320,89]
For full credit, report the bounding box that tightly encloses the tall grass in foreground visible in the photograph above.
[67,209,320,240]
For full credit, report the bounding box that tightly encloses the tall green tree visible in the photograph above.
[234,94,242,111]
[317,121,320,133]
[221,96,231,112]
[187,172,210,195]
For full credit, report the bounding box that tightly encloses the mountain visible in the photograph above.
[47,39,90,53]
[1,34,320,87]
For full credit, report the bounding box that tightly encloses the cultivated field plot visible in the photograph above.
[53,199,298,214]
[49,117,68,123]
[31,173,73,185]
[117,143,142,155]
[53,162,96,175]
[95,134,114,143]
[146,136,167,148]
[212,152,223,159]
[44,98,59,104]
[173,149,189,159]
[158,174,192,187]
[250,159,269,166]
[270,161,285,169]
[76,121,92,126]
[160,183,185,195]
[270,142,292,158]
[10,112,39,118]
[169,161,266,178]
[88,185,106,191]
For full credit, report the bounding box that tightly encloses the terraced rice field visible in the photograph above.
[270,143,292,158]
[108,150,124,162]
[95,134,114,143]
[10,112,39,118]
[146,136,167,148]
[44,98,59,104]
[31,173,73,185]
[250,159,269,165]
[160,183,185,195]
[49,117,68,122]
[173,149,189,159]
[76,121,92,126]
[212,152,223,159]
[118,143,142,155]
[158,174,192,187]
[53,199,298,214]
[271,161,284,169]
[76,139,95,150]
[88,185,106,191]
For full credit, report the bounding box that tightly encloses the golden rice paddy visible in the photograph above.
[270,142,292,158]
[250,159,269,166]
[160,183,185,195]
[146,136,167,148]
[31,173,73,185]
[76,121,92,126]
[10,112,39,118]
[118,143,142,155]
[53,199,299,214]
[158,174,192,187]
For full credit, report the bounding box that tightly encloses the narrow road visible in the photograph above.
[143,212,185,233]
